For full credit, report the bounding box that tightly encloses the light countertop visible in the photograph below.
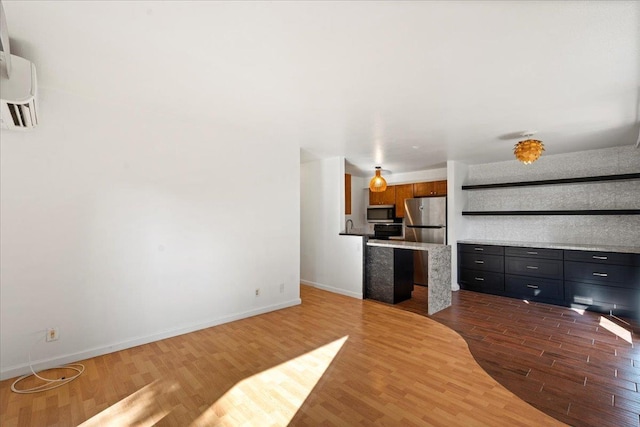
[367,239,450,252]
[457,239,640,254]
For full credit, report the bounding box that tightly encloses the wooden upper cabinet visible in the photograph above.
[394,184,414,218]
[345,174,352,215]
[413,182,434,197]
[368,180,445,213]
[382,187,396,205]
[433,180,447,196]
[368,188,382,205]
[369,186,396,205]
[413,180,447,197]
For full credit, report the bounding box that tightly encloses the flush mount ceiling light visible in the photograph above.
[514,132,545,164]
[369,166,388,192]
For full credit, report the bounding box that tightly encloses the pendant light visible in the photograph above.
[369,166,387,192]
[514,132,545,164]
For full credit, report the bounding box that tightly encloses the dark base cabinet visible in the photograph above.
[458,269,504,294]
[505,275,563,302]
[503,246,564,305]
[458,243,640,321]
[565,281,640,320]
[563,251,640,320]
[457,244,505,295]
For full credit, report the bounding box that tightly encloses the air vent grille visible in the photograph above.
[1,98,38,129]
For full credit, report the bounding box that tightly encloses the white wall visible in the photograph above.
[300,157,364,298]
[446,161,469,290]
[0,89,301,379]
[384,168,447,185]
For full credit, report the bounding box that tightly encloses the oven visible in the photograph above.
[373,223,403,240]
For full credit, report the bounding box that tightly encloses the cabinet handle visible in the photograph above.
[526,251,538,255]
[474,248,484,251]
[526,266,539,270]
[474,277,484,281]
[593,272,608,277]
[592,255,608,260]
[474,260,484,264]
[526,284,539,289]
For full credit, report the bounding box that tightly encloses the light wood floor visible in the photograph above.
[1,285,563,426]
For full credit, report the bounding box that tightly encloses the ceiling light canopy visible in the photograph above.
[369,166,387,192]
[514,132,545,164]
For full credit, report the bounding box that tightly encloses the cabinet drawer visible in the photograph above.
[459,269,504,292]
[564,261,640,289]
[459,253,504,273]
[458,243,504,256]
[565,280,640,320]
[564,250,640,266]
[505,275,563,300]
[505,246,562,260]
[505,257,563,280]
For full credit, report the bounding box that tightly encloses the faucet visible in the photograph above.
[345,219,354,234]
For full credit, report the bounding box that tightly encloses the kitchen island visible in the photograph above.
[366,239,451,315]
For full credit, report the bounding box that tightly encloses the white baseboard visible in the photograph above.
[300,279,363,299]
[0,298,301,381]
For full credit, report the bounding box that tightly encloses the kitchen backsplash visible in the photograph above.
[462,145,640,247]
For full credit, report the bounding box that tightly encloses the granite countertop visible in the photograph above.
[367,239,450,252]
[457,239,640,254]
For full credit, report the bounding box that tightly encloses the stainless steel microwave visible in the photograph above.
[367,205,395,223]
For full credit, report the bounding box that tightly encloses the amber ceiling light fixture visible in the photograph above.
[369,166,388,192]
[514,132,545,164]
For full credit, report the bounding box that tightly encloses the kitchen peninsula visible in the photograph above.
[366,240,451,315]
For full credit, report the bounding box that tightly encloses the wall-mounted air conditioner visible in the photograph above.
[1,54,38,129]
[0,0,39,130]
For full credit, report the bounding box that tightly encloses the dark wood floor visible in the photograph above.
[392,285,640,427]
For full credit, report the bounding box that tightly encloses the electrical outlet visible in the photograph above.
[46,327,59,342]
[279,283,285,293]
[255,288,260,296]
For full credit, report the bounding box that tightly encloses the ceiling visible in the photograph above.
[3,1,639,176]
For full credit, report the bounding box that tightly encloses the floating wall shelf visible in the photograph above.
[462,210,640,216]
[461,173,640,190]
[461,173,640,216]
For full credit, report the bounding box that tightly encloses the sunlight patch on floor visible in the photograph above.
[599,316,633,344]
[79,379,178,427]
[190,335,348,426]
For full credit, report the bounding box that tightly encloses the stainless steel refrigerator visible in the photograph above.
[404,196,447,286]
